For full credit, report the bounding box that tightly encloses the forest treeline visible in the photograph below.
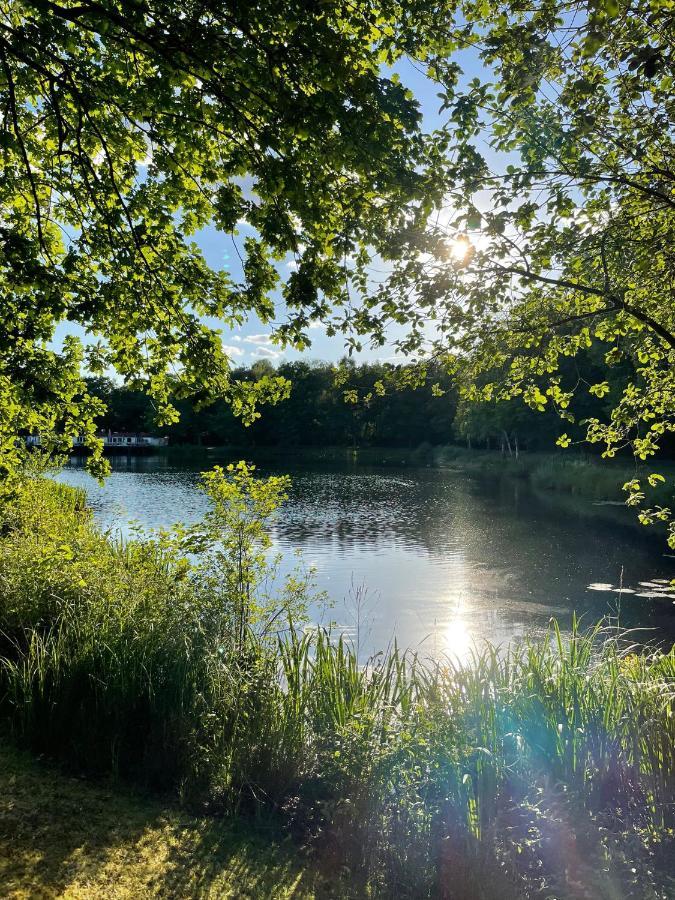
[88,359,456,448]
[86,350,675,456]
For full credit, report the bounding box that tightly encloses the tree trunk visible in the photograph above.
[503,429,512,457]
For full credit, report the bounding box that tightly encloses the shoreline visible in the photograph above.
[87,442,675,506]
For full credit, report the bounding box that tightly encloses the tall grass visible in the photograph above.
[1,478,674,897]
[432,445,675,507]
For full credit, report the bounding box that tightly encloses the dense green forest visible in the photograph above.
[87,360,456,448]
[86,352,675,457]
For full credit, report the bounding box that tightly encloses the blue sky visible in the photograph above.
[53,45,488,371]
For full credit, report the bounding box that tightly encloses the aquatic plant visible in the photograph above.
[0,477,673,897]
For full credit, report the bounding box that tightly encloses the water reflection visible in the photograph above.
[59,453,675,658]
[441,607,473,661]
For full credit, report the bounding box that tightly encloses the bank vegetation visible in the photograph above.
[0,474,673,898]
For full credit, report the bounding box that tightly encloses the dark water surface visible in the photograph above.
[58,453,675,658]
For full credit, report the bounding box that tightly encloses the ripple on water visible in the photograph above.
[57,458,675,657]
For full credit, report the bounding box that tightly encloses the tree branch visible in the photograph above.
[496,264,675,350]
[0,46,49,256]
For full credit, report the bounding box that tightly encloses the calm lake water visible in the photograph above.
[58,453,675,658]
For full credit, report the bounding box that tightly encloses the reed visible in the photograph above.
[432,446,675,508]
[1,478,673,897]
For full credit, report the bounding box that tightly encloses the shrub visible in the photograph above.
[0,473,674,896]
[0,468,313,792]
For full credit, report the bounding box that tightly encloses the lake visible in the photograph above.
[58,452,675,659]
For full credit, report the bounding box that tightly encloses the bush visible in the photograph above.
[1,474,674,897]
[0,468,312,793]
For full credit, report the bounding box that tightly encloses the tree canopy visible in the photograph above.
[0,0,447,480]
[347,0,675,542]
[85,359,459,449]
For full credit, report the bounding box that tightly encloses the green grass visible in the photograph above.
[0,743,324,899]
[430,445,675,504]
[1,478,674,897]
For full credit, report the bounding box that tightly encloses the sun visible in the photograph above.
[447,236,471,263]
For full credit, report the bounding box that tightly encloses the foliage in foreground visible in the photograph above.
[2,0,674,551]
[0,477,674,898]
[366,0,675,542]
[0,0,448,483]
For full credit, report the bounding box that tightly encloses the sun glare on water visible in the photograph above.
[442,614,473,661]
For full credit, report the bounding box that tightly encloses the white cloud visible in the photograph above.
[244,333,273,346]
[222,343,245,358]
[252,347,281,359]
